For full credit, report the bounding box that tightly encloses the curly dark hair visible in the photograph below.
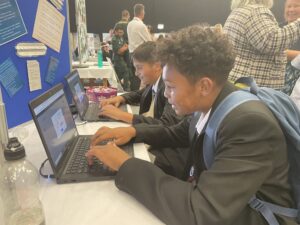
[132,41,158,63]
[157,24,236,85]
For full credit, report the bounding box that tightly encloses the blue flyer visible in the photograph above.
[45,56,59,84]
[0,0,27,46]
[0,58,24,97]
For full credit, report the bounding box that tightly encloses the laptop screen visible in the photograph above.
[31,86,78,167]
[65,70,89,119]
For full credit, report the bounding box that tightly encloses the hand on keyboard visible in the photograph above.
[100,96,125,108]
[86,142,130,171]
[99,105,133,123]
[91,126,136,146]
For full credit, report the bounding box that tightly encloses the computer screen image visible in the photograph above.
[65,70,90,119]
[32,87,77,167]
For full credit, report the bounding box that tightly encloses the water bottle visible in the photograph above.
[0,137,45,225]
[98,49,103,68]
[0,143,4,225]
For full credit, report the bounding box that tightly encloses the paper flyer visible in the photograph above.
[32,0,65,52]
[0,58,24,97]
[0,0,27,46]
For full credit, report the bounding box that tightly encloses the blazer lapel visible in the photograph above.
[153,76,163,118]
[186,82,237,180]
[139,85,153,114]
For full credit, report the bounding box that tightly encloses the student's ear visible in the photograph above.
[195,77,214,96]
[153,62,162,72]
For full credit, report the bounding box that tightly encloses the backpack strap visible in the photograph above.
[250,196,298,217]
[249,196,298,225]
[249,196,281,225]
[235,76,259,94]
[203,90,259,168]
[204,78,300,224]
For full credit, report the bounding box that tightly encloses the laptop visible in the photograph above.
[65,70,127,122]
[29,84,134,184]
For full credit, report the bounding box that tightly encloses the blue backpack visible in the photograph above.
[203,77,300,225]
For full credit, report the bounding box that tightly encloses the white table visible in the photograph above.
[7,118,164,225]
[74,63,123,91]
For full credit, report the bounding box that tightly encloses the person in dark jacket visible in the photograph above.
[114,10,130,43]
[101,42,113,61]
[112,26,130,91]
[100,41,187,177]
[87,25,297,225]
[100,41,182,126]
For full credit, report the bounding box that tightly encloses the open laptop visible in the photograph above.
[29,84,134,184]
[65,70,127,122]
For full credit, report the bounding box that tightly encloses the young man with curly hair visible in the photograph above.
[86,25,297,225]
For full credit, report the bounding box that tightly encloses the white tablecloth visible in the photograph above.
[73,60,121,90]
[6,117,164,225]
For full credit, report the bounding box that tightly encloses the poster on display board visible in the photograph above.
[32,0,65,52]
[0,58,24,97]
[0,0,27,46]
[0,0,71,128]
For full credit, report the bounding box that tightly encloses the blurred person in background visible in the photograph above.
[224,0,300,90]
[101,42,113,61]
[112,25,130,91]
[147,25,155,41]
[282,0,300,94]
[127,3,152,90]
[114,10,130,43]
[114,10,132,88]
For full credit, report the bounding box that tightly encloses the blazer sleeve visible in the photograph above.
[245,7,300,54]
[121,88,146,105]
[133,116,191,148]
[116,108,283,225]
[132,102,184,125]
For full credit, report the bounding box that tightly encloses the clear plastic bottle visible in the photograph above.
[0,137,45,225]
[98,49,103,68]
[0,142,4,225]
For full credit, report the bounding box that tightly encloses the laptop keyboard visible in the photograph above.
[65,136,134,175]
[85,103,100,121]
[66,136,105,174]
[84,103,128,122]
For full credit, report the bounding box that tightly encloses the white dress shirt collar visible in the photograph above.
[195,109,211,135]
[152,76,161,95]
[133,17,143,22]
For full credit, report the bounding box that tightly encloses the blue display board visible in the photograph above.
[0,0,71,128]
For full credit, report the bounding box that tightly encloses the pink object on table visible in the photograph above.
[86,87,117,103]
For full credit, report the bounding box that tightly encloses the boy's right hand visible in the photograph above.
[100,96,125,108]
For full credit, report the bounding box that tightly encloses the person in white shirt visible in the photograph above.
[127,4,152,90]
[127,4,152,53]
